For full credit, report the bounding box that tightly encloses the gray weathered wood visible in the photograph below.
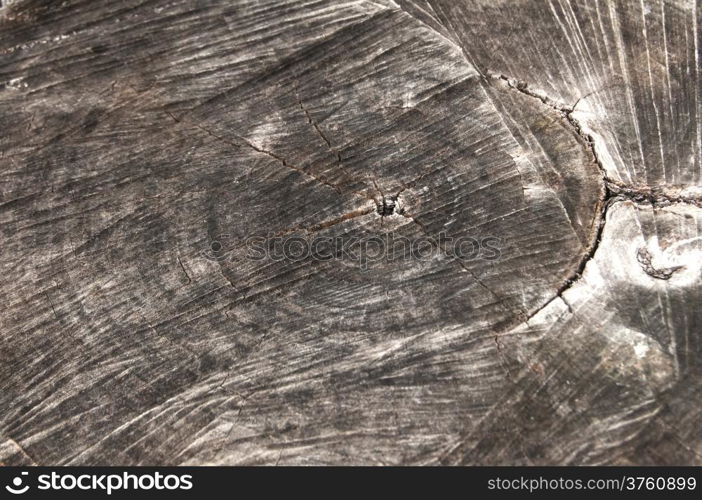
[0,0,699,465]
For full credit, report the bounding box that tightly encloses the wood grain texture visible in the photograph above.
[0,0,699,465]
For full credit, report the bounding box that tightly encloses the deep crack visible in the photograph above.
[486,72,610,323]
[489,73,702,205]
[486,71,702,325]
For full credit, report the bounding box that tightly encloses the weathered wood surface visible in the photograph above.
[0,0,700,465]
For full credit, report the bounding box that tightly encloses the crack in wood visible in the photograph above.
[636,247,684,280]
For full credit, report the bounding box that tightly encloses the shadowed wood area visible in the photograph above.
[0,0,700,465]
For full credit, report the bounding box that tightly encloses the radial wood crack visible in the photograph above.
[1,0,700,466]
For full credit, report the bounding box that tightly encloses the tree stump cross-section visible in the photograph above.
[0,0,700,465]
